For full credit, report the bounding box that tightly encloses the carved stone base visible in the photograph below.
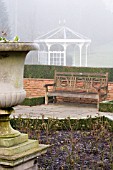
[0,133,28,147]
[0,109,20,138]
[0,109,49,169]
[0,142,49,168]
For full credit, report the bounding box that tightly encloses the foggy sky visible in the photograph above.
[4,0,113,44]
[3,0,113,67]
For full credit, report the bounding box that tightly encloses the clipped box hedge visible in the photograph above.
[10,116,113,132]
[24,65,113,81]
[21,97,45,106]
[99,100,113,113]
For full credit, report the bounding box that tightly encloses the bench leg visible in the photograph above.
[45,94,48,105]
[53,96,57,103]
[97,97,100,111]
[97,101,99,110]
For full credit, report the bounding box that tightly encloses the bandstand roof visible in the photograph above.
[35,26,91,43]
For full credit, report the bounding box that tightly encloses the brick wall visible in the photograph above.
[24,78,113,102]
[24,78,54,98]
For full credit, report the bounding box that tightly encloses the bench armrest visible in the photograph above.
[99,85,108,89]
[44,83,56,99]
[44,83,55,88]
[92,84,108,90]
[96,85,108,91]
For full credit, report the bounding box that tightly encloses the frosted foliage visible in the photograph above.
[0,0,11,39]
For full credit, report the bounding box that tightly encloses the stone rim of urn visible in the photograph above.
[0,42,38,137]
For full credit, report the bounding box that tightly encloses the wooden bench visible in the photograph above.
[44,71,108,108]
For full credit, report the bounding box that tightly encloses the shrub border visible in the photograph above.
[24,65,113,81]
[21,97,45,106]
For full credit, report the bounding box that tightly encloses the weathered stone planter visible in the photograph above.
[0,43,49,170]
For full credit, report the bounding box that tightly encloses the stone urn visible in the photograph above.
[0,42,36,108]
[0,43,49,170]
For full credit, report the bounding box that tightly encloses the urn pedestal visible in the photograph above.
[0,43,49,170]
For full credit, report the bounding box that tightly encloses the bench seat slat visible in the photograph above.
[47,91,99,99]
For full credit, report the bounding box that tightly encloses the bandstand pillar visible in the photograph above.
[77,43,84,67]
[63,44,67,66]
[85,43,90,67]
[47,44,51,65]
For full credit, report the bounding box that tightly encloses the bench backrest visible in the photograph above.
[54,71,108,93]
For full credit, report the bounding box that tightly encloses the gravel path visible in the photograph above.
[12,103,113,120]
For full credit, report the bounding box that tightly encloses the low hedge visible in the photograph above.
[21,97,45,106]
[99,100,113,113]
[10,116,113,132]
[24,65,113,81]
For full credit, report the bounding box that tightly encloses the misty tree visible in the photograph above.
[0,0,11,39]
